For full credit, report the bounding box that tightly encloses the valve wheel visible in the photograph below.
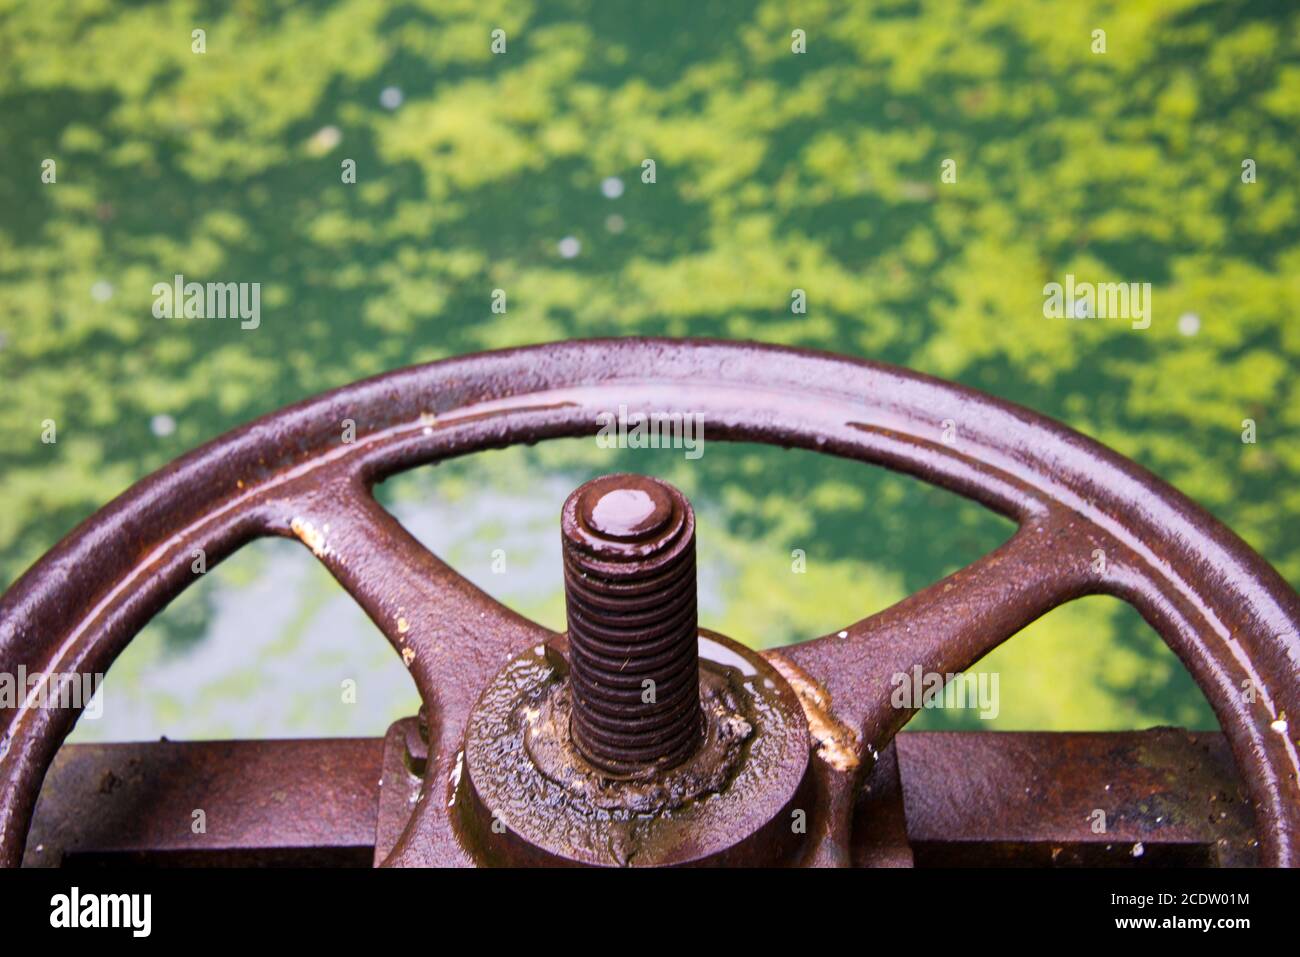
[1,338,1297,866]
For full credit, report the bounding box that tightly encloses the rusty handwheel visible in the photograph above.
[1,339,1298,867]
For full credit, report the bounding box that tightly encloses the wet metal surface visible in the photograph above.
[561,474,703,774]
[886,730,1258,867]
[20,728,1257,867]
[460,633,810,866]
[2,339,1298,866]
[24,737,381,867]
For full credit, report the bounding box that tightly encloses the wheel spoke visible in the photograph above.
[771,513,1095,771]
[281,478,556,718]
[761,514,1097,866]
[281,478,557,866]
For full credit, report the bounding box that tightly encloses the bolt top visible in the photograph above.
[579,475,673,541]
[562,473,692,564]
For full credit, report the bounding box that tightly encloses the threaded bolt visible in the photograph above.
[560,473,702,775]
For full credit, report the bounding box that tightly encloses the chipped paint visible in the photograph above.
[763,651,861,772]
[397,616,410,635]
[447,750,465,808]
[289,517,331,559]
[401,647,415,667]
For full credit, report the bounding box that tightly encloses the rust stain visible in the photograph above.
[763,651,860,772]
[289,517,331,560]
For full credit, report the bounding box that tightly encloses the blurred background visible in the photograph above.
[1,0,1296,743]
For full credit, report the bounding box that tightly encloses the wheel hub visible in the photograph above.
[460,632,810,866]
[458,474,811,866]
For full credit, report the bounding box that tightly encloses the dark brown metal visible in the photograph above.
[374,717,427,866]
[561,474,702,774]
[459,632,811,866]
[851,741,913,868]
[20,728,1256,867]
[885,730,1258,867]
[24,737,382,867]
[1,338,1297,868]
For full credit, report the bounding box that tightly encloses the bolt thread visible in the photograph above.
[561,474,702,774]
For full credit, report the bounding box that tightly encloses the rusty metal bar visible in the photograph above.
[854,730,1257,867]
[24,738,383,867]
[24,728,1255,867]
